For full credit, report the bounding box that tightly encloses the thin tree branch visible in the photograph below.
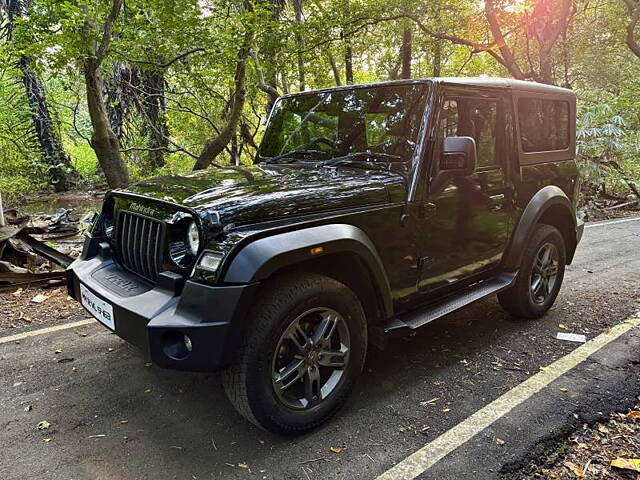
[96,0,123,62]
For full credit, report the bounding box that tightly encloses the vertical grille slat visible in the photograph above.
[115,211,164,283]
[152,222,161,277]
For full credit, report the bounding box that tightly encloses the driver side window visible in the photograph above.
[440,97,500,169]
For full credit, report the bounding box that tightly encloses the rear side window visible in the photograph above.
[518,98,569,152]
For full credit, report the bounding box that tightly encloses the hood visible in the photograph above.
[123,164,405,225]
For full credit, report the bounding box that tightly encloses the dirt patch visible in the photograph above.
[0,286,86,330]
[527,409,640,479]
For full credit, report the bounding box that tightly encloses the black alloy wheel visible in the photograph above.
[223,273,367,435]
[498,224,566,319]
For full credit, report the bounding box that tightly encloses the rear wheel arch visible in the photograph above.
[503,186,577,270]
[537,203,577,264]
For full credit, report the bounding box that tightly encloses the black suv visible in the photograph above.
[68,78,583,434]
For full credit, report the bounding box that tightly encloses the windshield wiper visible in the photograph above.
[318,151,401,167]
[262,148,326,164]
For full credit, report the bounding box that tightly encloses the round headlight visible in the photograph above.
[186,221,200,255]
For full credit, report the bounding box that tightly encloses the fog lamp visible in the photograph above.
[197,252,223,273]
[161,331,193,361]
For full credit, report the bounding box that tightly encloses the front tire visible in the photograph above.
[223,273,367,435]
[498,224,566,319]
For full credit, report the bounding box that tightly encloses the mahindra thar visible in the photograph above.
[68,78,583,434]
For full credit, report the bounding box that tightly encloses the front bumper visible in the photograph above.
[67,238,258,372]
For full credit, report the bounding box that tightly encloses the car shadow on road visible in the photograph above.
[23,285,636,480]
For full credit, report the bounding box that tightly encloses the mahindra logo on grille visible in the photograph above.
[129,203,158,217]
[103,272,141,293]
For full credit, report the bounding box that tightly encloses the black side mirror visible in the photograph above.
[440,136,477,176]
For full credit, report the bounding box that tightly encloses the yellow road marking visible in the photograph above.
[377,312,640,480]
[0,319,95,345]
[585,217,640,228]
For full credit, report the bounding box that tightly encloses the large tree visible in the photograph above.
[4,0,79,191]
[81,0,129,188]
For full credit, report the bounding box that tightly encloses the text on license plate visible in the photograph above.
[80,284,115,330]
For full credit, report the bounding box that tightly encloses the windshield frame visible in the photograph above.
[256,79,433,167]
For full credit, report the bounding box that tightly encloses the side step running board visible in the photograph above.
[382,272,517,339]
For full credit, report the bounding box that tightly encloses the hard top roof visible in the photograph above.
[280,77,574,98]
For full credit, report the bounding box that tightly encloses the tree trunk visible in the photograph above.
[8,0,79,192]
[106,62,136,141]
[84,59,129,188]
[192,43,249,170]
[328,52,342,86]
[623,0,640,59]
[433,39,442,77]
[19,57,80,191]
[344,40,354,85]
[400,25,412,79]
[292,0,305,90]
[141,68,169,168]
[484,0,527,80]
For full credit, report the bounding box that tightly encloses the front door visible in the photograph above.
[418,89,513,292]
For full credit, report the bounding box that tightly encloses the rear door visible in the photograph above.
[418,87,514,292]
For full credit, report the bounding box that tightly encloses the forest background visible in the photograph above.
[1,0,639,215]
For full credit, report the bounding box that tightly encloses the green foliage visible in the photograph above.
[0,0,638,205]
[577,103,640,197]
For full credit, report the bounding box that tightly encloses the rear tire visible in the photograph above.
[223,273,367,435]
[498,224,566,319]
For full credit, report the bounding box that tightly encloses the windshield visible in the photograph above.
[257,83,429,163]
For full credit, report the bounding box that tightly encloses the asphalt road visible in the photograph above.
[1,217,639,480]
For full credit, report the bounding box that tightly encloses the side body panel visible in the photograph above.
[217,200,419,317]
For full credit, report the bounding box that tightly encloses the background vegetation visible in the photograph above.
[0,0,639,212]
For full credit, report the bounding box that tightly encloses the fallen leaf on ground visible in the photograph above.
[37,420,50,430]
[237,463,249,469]
[120,419,129,424]
[560,387,569,392]
[330,447,342,453]
[628,411,640,420]
[12,288,23,296]
[564,461,585,477]
[24,405,32,412]
[495,438,505,445]
[31,294,48,304]
[54,349,63,354]
[43,438,51,443]
[610,458,640,472]
[144,387,152,393]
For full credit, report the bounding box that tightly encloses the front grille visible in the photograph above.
[116,211,165,283]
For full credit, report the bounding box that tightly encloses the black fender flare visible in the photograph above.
[223,224,394,317]
[502,185,577,270]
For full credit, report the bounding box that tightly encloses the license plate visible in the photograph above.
[80,284,115,330]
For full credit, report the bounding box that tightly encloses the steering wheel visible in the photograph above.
[309,137,337,150]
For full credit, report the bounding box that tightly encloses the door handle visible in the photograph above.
[421,202,436,218]
[488,194,505,210]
